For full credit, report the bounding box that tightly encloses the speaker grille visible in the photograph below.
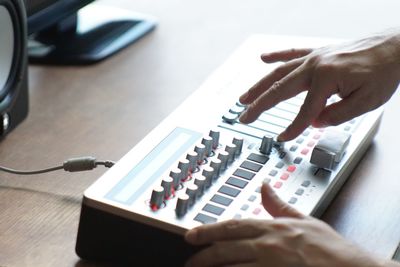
[0,5,14,95]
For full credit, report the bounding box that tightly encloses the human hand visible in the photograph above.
[239,32,400,141]
[184,183,386,267]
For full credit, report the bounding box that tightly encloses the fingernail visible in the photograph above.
[239,111,248,122]
[261,53,270,59]
[277,133,286,142]
[185,229,198,243]
[239,91,249,102]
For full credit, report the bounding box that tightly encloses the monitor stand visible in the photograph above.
[28,4,157,65]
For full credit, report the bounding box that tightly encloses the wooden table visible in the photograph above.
[1,0,400,266]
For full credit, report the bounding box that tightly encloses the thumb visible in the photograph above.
[261,183,305,219]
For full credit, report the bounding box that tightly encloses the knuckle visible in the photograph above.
[269,81,282,95]
[224,219,241,230]
[314,61,336,75]
[305,54,322,66]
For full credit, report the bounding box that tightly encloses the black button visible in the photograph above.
[275,162,284,169]
[218,185,241,197]
[226,177,248,189]
[269,170,278,176]
[202,204,225,216]
[233,168,255,180]
[279,151,287,159]
[240,161,263,172]
[210,194,233,206]
[194,213,217,224]
[295,188,304,196]
[247,153,269,164]
[294,157,303,164]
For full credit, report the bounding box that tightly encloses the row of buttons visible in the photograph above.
[193,152,269,224]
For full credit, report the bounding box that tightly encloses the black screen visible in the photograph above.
[25,0,156,65]
[26,0,93,34]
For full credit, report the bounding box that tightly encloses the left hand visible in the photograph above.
[184,183,385,267]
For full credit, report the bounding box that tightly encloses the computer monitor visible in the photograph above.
[26,0,157,65]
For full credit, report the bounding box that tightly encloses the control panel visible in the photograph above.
[75,35,383,266]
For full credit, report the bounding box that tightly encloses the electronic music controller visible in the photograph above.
[75,35,383,266]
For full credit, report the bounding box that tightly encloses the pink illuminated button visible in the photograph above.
[301,148,309,155]
[307,141,315,147]
[287,165,296,172]
[274,181,283,188]
[280,173,289,180]
[253,207,262,215]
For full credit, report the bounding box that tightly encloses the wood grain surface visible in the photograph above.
[1,0,400,266]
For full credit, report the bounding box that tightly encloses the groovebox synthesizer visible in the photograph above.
[76,35,383,266]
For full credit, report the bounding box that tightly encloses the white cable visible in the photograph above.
[0,157,115,175]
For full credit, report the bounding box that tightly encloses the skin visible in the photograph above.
[238,31,400,141]
[185,31,400,267]
[185,184,400,267]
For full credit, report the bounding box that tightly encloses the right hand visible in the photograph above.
[239,31,400,141]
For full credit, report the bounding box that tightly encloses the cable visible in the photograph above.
[0,156,115,175]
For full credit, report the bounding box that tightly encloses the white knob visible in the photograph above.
[176,193,190,217]
[150,186,164,210]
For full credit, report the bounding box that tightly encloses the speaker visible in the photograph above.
[0,0,28,138]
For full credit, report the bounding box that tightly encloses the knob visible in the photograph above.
[202,166,214,188]
[201,136,213,157]
[176,193,190,217]
[161,177,174,198]
[232,137,244,157]
[177,160,189,181]
[150,186,164,210]
[310,130,351,170]
[225,144,237,164]
[186,184,199,205]
[209,130,220,149]
[194,144,206,164]
[260,134,274,155]
[170,168,183,189]
[222,112,238,124]
[217,151,229,171]
[209,158,222,179]
[194,175,206,195]
[186,151,199,173]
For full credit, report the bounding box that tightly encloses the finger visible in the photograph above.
[277,71,335,141]
[185,240,256,267]
[239,64,309,124]
[261,48,313,63]
[239,59,303,105]
[185,219,267,245]
[261,183,304,219]
[313,87,375,127]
